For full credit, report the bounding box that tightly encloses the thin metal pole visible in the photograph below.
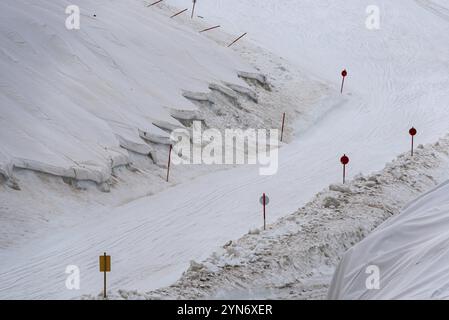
[199,25,221,33]
[263,193,266,231]
[340,77,345,94]
[103,252,107,299]
[280,112,286,142]
[166,144,172,182]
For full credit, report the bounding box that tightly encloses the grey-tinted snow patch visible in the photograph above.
[237,71,271,91]
[223,83,258,103]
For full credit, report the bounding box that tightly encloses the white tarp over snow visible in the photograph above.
[3,0,449,299]
[328,180,449,300]
[0,0,252,182]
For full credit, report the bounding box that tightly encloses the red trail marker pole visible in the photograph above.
[340,69,348,94]
[340,154,350,184]
[259,194,269,230]
[409,127,417,156]
[166,144,172,182]
[280,112,286,142]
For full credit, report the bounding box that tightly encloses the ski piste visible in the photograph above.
[1,0,449,303]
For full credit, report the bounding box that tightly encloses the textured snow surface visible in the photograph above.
[3,0,449,300]
[0,0,252,182]
[0,10,328,299]
[328,164,449,298]
[88,137,449,300]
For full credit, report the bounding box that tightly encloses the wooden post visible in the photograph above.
[280,112,286,142]
[147,0,163,7]
[166,144,172,182]
[341,69,347,94]
[191,0,197,19]
[227,33,247,48]
[170,8,188,18]
[199,25,221,33]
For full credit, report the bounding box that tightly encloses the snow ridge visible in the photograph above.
[97,136,449,300]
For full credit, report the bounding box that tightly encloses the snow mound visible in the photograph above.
[328,174,449,299]
[93,135,449,300]
[0,0,252,183]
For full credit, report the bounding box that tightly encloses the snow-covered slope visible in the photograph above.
[168,0,449,151]
[0,1,330,299]
[328,177,449,300]
[0,0,252,183]
[95,136,449,300]
[3,0,449,300]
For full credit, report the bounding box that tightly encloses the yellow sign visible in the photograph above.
[99,255,111,272]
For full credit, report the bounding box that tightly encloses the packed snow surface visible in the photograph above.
[2,0,449,299]
[97,137,449,300]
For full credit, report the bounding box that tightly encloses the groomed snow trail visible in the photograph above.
[3,0,449,299]
[97,136,449,300]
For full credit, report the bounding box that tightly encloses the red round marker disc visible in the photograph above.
[341,69,347,77]
[340,154,349,165]
[409,127,417,136]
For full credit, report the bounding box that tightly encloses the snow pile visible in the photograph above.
[0,0,253,184]
[328,171,449,298]
[92,136,449,300]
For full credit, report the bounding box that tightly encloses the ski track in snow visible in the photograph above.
[90,136,449,300]
[2,0,449,299]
